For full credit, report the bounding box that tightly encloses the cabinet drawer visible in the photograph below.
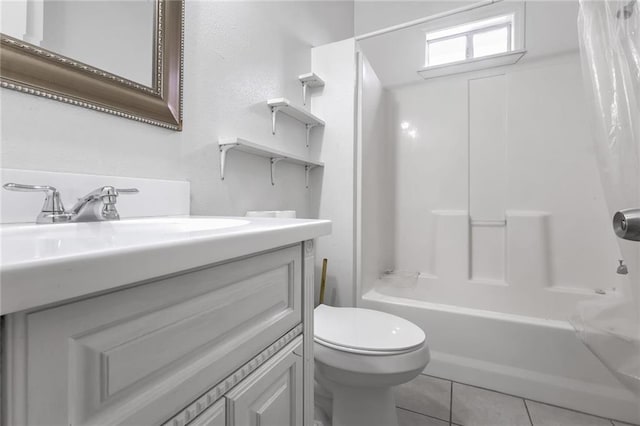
[5,245,302,426]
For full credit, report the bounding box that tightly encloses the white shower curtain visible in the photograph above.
[572,0,640,393]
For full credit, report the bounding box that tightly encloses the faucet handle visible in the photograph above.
[94,187,139,206]
[99,188,138,220]
[116,188,139,195]
[3,182,57,193]
[2,182,69,223]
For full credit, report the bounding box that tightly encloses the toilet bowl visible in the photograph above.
[314,305,430,426]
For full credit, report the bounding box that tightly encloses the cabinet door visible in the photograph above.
[226,337,303,426]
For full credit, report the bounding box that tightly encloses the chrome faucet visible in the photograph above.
[3,183,139,224]
[70,186,139,222]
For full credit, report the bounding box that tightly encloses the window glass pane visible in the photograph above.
[427,36,467,66]
[473,26,509,58]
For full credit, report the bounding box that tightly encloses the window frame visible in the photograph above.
[425,19,514,67]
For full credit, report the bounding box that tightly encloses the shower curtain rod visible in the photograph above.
[355,0,503,41]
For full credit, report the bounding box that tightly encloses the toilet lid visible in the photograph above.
[314,305,425,354]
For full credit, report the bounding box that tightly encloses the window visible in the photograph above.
[425,15,514,67]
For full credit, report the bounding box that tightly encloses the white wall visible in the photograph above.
[309,38,357,307]
[0,1,354,219]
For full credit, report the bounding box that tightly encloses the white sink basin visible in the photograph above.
[0,215,331,315]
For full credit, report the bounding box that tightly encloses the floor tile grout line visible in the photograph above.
[523,399,534,426]
[396,406,450,424]
[422,372,632,425]
[423,372,539,401]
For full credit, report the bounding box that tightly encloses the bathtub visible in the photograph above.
[359,286,640,424]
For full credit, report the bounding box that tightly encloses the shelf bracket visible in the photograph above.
[301,82,308,106]
[305,165,316,189]
[219,143,238,180]
[305,124,317,148]
[270,106,282,135]
[270,157,285,185]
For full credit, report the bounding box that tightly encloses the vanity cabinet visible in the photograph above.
[2,241,317,426]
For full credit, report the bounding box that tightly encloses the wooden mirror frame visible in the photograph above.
[0,0,183,130]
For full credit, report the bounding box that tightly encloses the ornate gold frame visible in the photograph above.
[0,0,184,130]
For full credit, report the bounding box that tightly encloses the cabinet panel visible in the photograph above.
[5,245,301,426]
[226,337,303,426]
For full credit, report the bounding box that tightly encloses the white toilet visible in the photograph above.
[314,305,430,426]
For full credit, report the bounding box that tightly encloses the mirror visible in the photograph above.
[0,0,183,130]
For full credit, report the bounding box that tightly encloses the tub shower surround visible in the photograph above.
[356,4,639,423]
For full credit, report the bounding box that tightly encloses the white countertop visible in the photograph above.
[0,216,331,315]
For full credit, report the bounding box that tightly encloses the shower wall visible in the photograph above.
[390,52,619,292]
[359,55,394,294]
[359,50,626,316]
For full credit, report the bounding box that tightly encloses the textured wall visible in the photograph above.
[0,1,354,218]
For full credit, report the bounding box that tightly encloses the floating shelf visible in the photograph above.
[219,137,323,187]
[267,98,325,146]
[298,72,325,106]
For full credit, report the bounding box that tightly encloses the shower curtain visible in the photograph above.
[572,0,640,393]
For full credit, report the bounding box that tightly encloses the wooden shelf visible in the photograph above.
[267,98,324,145]
[218,138,323,187]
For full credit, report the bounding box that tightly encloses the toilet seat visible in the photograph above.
[314,305,426,355]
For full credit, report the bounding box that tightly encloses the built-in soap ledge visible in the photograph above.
[218,138,323,187]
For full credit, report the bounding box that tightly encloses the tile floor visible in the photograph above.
[394,374,638,426]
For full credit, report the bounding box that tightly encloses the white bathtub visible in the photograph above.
[360,288,640,425]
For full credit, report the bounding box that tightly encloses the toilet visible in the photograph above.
[314,305,430,426]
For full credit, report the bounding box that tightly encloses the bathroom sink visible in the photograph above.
[1,217,251,264]
[0,215,331,315]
